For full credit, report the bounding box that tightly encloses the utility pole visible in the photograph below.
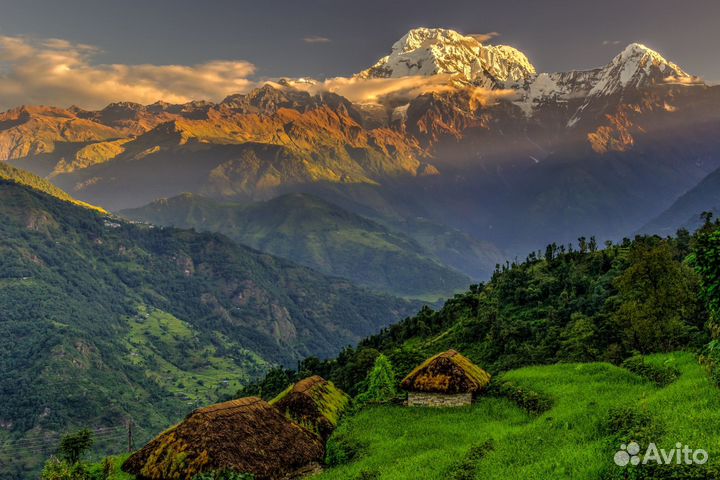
[127,419,134,453]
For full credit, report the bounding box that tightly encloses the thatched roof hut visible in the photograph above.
[122,397,324,480]
[270,375,349,440]
[401,350,491,407]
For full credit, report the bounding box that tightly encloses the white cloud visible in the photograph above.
[468,32,501,43]
[602,40,622,46]
[0,35,257,110]
[663,75,705,86]
[0,34,520,111]
[283,74,518,106]
[303,36,332,44]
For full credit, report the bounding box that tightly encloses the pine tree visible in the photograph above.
[355,355,398,406]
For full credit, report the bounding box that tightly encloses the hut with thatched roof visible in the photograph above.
[271,375,349,440]
[122,397,324,480]
[401,350,491,407]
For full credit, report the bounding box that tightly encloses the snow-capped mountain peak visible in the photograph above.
[356,27,536,87]
[559,43,694,126]
[588,43,689,97]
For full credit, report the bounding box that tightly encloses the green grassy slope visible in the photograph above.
[120,193,473,299]
[319,353,720,479]
[0,178,417,479]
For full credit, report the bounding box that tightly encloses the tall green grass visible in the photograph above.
[318,353,720,479]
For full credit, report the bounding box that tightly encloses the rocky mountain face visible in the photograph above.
[3,86,429,210]
[1,28,718,254]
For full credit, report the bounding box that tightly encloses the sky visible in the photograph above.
[0,0,718,108]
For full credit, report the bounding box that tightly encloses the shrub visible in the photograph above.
[85,455,134,480]
[699,340,720,387]
[486,380,552,415]
[622,356,680,387]
[604,406,664,449]
[447,440,494,480]
[325,431,367,467]
[41,457,91,480]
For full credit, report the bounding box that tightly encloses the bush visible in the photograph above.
[325,431,367,467]
[486,380,552,415]
[604,406,664,449]
[85,455,135,480]
[699,340,720,387]
[622,356,680,387]
[41,457,91,480]
[447,440,494,480]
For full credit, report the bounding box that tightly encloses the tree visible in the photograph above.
[691,220,720,333]
[612,240,702,354]
[690,219,720,384]
[332,347,380,396]
[355,354,398,406]
[58,429,94,465]
[560,313,598,362]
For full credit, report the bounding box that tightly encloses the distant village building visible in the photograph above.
[401,349,491,407]
[122,397,324,480]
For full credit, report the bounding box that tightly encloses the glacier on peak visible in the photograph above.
[284,31,699,124]
[516,42,697,121]
[356,28,536,87]
[587,42,689,97]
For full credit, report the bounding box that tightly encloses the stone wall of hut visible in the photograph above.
[407,392,472,407]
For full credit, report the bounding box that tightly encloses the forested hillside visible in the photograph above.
[0,178,416,478]
[121,193,480,299]
[244,232,708,398]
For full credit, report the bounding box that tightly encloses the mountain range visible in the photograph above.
[120,192,497,299]
[1,28,718,260]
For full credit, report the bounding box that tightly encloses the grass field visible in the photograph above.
[318,352,720,479]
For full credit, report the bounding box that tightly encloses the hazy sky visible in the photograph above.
[0,0,718,107]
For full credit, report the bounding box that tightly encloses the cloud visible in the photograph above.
[468,32,501,43]
[0,35,257,110]
[303,36,331,44]
[0,34,519,112]
[663,75,705,86]
[283,74,518,106]
[602,40,622,46]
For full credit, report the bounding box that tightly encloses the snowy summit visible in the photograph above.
[356,28,536,88]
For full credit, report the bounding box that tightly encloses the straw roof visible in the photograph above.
[122,397,324,480]
[400,350,491,394]
[271,375,349,440]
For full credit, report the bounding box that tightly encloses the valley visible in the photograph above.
[0,14,718,479]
